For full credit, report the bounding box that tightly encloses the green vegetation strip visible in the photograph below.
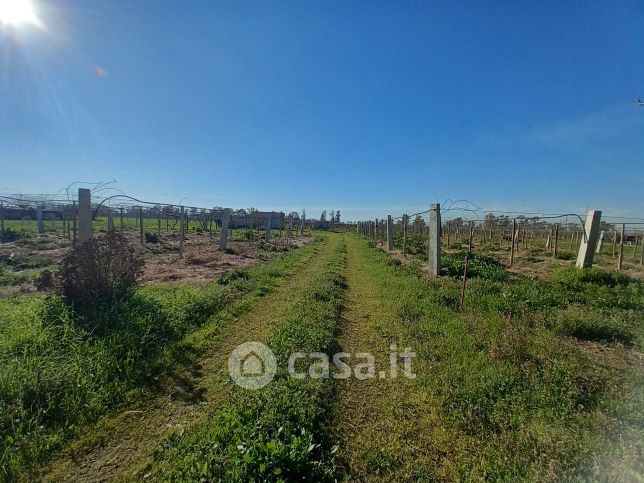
[0,239,320,481]
[346,236,643,480]
[148,239,347,481]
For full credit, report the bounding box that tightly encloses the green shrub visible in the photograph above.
[59,232,144,319]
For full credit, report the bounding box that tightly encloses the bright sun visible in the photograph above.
[0,0,40,27]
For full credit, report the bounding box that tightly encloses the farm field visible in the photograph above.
[0,229,642,481]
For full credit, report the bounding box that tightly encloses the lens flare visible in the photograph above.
[0,0,40,27]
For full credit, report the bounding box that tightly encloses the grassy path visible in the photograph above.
[38,232,644,481]
[330,235,438,481]
[43,237,335,482]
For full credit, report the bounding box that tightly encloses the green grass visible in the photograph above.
[349,235,643,480]
[0,239,320,481]
[147,239,347,481]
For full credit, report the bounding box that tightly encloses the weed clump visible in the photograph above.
[59,232,143,317]
[442,251,508,281]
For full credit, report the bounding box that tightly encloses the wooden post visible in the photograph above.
[0,201,4,234]
[612,229,617,257]
[461,228,473,307]
[618,223,625,271]
[120,207,124,231]
[460,254,469,307]
[157,212,161,239]
[510,219,516,267]
[139,206,144,244]
[107,211,114,231]
[446,221,451,245]
[553,224,559,258]
[640,234,643,266]
[488,221,493,246]
[428,204,441,277]
[386,215,393,251]
[402,214,408,258]
[633,234,639,260]
[179,206,185,258]
[468,221,474,252]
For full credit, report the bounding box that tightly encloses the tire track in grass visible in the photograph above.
[43,237,335,482]
[330,235,441,481]
[145,236,348,481]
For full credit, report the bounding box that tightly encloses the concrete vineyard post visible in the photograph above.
[36,205,44,234]
[595,230,604,254]
[575,210,602,269]
[428,203,441,277]
[386,215,393,251]
[78,188,92,243]
[107,211,114,231]
[219,209,230,251]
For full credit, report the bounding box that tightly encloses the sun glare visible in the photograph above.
[0,0,40,27]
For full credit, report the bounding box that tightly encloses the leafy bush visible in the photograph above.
[59,232,144,317]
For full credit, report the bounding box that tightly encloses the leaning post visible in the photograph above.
[595,230,605,254]
[428,203,441,277]
[575,210,602,269]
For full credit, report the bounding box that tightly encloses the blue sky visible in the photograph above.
[1,0,643,221]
